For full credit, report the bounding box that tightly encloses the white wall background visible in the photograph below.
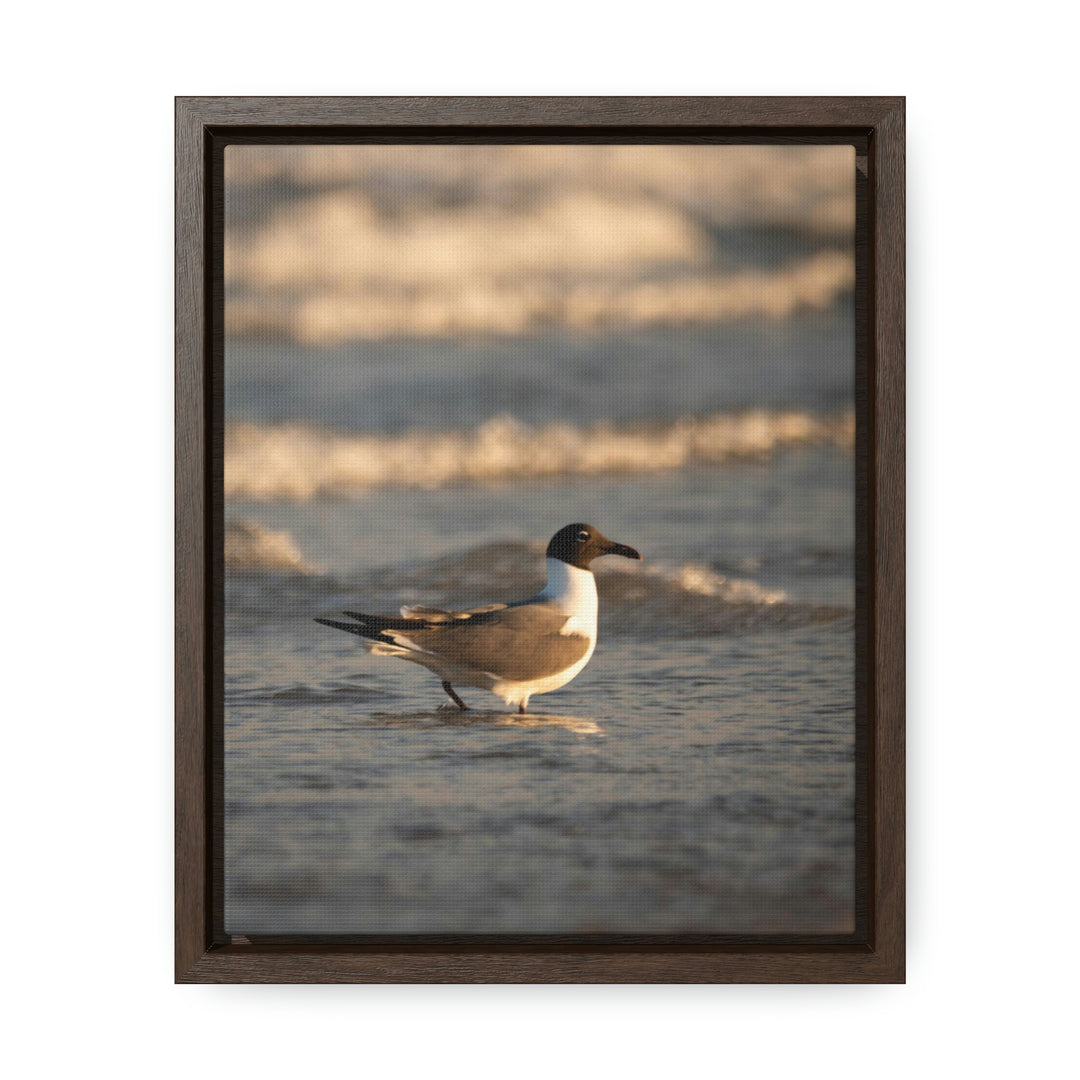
[2,2,1076,1076]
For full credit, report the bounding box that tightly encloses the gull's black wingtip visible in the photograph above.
[314,617,366,635]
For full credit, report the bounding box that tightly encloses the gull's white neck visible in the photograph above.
[538,557,598,626]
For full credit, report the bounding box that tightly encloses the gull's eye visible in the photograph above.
[576,530,590,543]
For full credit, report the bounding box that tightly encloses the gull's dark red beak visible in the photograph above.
[605,541,642,561]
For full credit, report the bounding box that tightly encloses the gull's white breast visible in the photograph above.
[537,558,599,640]
[490,559,599,708]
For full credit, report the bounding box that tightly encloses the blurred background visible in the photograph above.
[225,145,852,343]
[225,144,854,511]
[223,144,857,935]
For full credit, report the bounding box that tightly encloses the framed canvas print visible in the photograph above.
[176,97,904,982]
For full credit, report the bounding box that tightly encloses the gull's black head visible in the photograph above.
[546,523,642,570]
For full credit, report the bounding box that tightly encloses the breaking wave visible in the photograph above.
[374,540,788,607]
[224,538,787,606]
[225,409,854,500]
[227,538,850,633]
[225,250,854,344]
[226,144,856,234]
[225,519,318,573]
[634,561,786,604]
[225,144,854,343]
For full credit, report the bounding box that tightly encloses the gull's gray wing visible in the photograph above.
[390,601,589,681]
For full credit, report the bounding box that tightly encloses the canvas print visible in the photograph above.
[223,144,857,935]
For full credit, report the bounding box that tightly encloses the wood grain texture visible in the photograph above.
[852,153,871,941]
[178,945,896,984]
[177,95,901,129]
[174,96,905,983]
[870,99,905,979]
[175,98,209,977]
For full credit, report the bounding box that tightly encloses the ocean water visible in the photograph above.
[223,314,856,936]
[222,144,856,936]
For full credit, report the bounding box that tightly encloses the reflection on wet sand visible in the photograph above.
[365,707,603,735]
[432,706,603,735]
[495,713,602,735]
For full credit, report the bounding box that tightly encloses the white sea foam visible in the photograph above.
[224,519,317,573]
[633,561,787,605]
[226,251,853,343]
[224,145,855,343]
[226,532,792,609]
[390,541,790,607]
[225,145,855,234]
[225,410,854,501]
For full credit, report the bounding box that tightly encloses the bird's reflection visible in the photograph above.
[427,705,602,734]
[496,713,602,735]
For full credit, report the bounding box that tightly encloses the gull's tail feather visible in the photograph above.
[316,611,436,647]
[313,617,385,640]
[314,615,429,663]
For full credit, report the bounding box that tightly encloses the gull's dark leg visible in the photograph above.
[442,681,469,710]
[518,704,526,715]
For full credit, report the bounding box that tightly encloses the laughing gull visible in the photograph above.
[316,523,641,713]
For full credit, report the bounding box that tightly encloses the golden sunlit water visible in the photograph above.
[224,144,856,935]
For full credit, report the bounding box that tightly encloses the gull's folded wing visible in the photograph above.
[321,601,589,680]
[392,602,590,681]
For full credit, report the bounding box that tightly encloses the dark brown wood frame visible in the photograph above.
[176,96,904,983]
